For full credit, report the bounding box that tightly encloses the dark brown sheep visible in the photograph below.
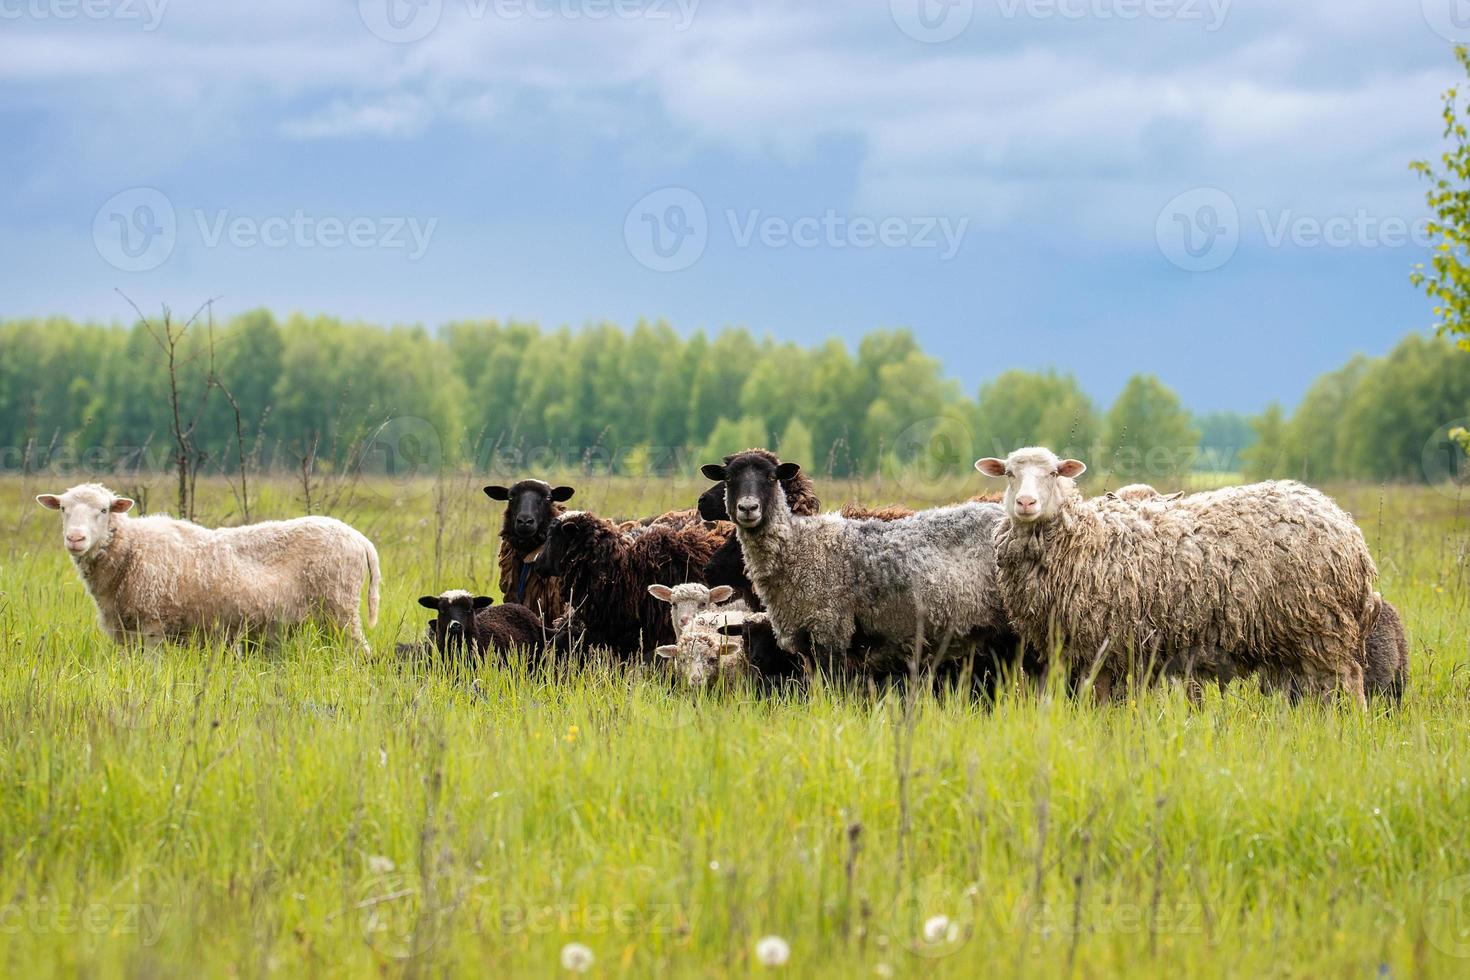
[1365,598,1409,704]
[485,480,576,623]
[417,590,545,664]
[532,510,733,657]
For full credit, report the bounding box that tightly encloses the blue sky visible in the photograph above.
[0,0,1461,412]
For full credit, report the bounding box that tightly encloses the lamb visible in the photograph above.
[655,610,763,689]
[647,582,747,639]
[702,451,1015,678]
[485,480,577,622]
[37,483,381,649]
[975,448,1380,707]
[531,510,733,657]
[417,589,544,663]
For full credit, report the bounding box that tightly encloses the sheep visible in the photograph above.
[1106,484,1185,503]
[37,483,381,649]
[1260,595,1408,706]
[655,609,763,689]
[975,447,1380,707]
[702,451,1016,679]
[417,589,544,663]
[485,480,577,623]
[647,582,747,639]
[531,510,732,657]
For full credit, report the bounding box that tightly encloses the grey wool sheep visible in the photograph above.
[975,448,1380,707]
[702,451,1013,677]
[37,483,381,649]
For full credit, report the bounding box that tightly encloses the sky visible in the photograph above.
[0,0,1462,412]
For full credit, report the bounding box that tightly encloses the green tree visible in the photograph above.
[973,369,1100,460]
[1103,375,1200,483]
[777,417,815,467]
[1241,403,1285,481]
[1413,45,1470,353]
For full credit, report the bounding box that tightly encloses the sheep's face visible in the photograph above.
[648,583,736,636]
[702,454,801,531]
[975,448,1086,525]
[530,512,594,580]
[418,590,492,658]
[696,482,729,522]
[656,630,729,689]
[485,480,575,549]
[1112,483,1161,502]
[36,484,133,559]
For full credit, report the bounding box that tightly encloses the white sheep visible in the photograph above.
[646,582,747,640]
[655,610,762,689]
[975,448,1379,707]
[37,483,381,650]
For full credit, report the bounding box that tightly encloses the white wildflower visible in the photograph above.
[755,935,790,967]
[560,942,594,973]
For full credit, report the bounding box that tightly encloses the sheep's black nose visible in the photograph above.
[515,517,535,530]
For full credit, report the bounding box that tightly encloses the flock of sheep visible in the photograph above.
[35,444,1407,708]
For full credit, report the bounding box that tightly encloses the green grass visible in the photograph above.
[1,473,1468,978]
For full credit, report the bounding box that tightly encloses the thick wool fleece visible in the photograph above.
[992,470,1379,699]
[496,497,569,624]
[553,512,733,657]
[64,489,379,647]
[737,487,1011,674]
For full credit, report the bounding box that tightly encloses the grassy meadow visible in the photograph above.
[1,470,1468,978]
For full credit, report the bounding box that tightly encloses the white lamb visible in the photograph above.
[655,610,762,689]
[37,483,381,650]
[646,582,747,640]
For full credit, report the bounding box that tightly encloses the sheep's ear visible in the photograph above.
[417,596,441,610]
[975,458,1007,477]
[715,623,743,638]
[700,464,727,481]
[1163,490,1184,501]
[708,585,735,604]
[484,485,510,500]
[1057,459,1087,479]
[647,584,673,603]
[775,462,801,480]
[36,494,62,510]
[654,645,678,660]
[110,497,135,514]
[473,596,494,609]
[1103,491,1118,500]
[551,486,575,502]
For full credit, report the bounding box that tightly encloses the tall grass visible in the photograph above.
[0,474,1467,977]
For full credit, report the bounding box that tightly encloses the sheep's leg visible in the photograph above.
[1185,676,1204,708]
[1092,666,1119,705]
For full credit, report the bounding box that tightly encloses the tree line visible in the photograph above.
[0,310,1464,486]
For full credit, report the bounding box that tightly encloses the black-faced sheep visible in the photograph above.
[976,447,1380,707]
[485,480,576,622]
[702,452,1015,678]
[531,511,733,657]
[37,483,381,649]
[647,582,747,639]
[417,589,544,663]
